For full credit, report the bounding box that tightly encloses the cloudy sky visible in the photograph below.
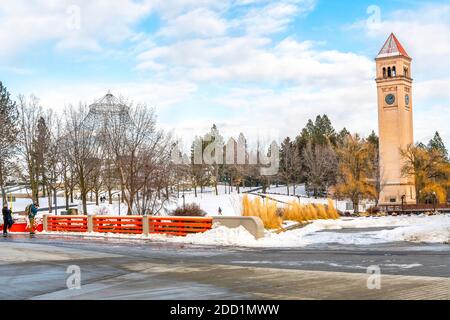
[1,0,449,148]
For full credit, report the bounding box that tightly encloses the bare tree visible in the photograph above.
[302,142,337,197]
[103,101,172,215]
[18,95,44,203]
[63,103,99,214]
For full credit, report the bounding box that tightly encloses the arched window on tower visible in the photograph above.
[387,67,392,77]
[392,66,397,77]
[383,67,387,78]
[404,67,409,78]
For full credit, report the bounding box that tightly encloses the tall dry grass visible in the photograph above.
[242,195,340,229]
[242,195,282,229]
[283,199,340,222]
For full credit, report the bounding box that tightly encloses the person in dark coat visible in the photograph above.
[28,202,39,235]
[2,203,12,236]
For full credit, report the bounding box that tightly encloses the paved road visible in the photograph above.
[0,234,449,300]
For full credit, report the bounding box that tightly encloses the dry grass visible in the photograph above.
[242,195,282,229]
[242,195,340,228]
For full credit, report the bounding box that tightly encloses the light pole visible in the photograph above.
[54,188,58,215]
[118,194,121,216]
[432,191,437,212]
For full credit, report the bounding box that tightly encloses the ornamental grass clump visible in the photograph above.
[242,195,282,229]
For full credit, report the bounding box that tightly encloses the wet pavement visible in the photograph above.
[0,234,449,299]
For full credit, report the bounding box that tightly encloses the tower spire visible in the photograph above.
[377,33,410,59]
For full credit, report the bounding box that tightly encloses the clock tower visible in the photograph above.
[376,33,416,205]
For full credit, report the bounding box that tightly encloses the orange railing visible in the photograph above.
[93,216,143,234]
[47,215,88,232]
[148,216,213,236]
[44,215,213,236]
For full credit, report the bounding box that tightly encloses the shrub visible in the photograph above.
[172,203,207,217]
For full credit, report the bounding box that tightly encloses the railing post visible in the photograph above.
[142,215,149,235]
[43,214,48,232]
[87,215,94,233]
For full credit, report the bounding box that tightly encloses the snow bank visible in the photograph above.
[40,214,450,247]
[375,215,450,244]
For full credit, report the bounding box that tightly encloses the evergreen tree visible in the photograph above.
[0,81,19,202]
[279,137,298,195]
[366,131,380,203]
[428,131,448,160]
[336,128,351,146]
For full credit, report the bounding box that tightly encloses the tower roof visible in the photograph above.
[377,33,410,59]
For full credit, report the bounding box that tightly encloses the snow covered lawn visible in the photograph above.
[41,214,450,248]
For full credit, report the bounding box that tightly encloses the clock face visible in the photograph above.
[385,94,395,105]
[405,94,410,105]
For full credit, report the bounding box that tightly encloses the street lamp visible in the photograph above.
[118,194,121,216]
[182,194,186,212]
[432,191,437,212]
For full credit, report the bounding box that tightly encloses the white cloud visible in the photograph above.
[137,36,373,86]
[158,8,227,38]
[230,0,316,36]
[0,0,153,56]
[24,80,197,112]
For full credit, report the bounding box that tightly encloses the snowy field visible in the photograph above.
[167,184,353,215]
[3,184,353,218]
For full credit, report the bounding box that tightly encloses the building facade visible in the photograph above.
[376,33,416,205]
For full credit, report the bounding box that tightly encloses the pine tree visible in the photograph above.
[366,131,380,203]
[428,131,448,160]
[0,81,19,202]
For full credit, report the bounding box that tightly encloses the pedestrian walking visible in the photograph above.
[26,201,39,236]
[2,203,13,237]
[218,207,223,215]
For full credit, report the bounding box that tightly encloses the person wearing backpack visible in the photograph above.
[2,203,13,237]
[27,201,39,235]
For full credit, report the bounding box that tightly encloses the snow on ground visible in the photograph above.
[4,184,354,217]
[40,214,450,248]
[7,184,448,248]
[168,184,352,216]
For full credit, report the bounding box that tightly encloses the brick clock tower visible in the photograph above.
[376,33,416,205]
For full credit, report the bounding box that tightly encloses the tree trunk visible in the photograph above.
[81,192,88,215]
[47,187,52,213]
[65,188,69,211]
[353,197,359,214]
[108,188,112,204]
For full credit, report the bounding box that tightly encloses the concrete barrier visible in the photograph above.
[211,216,265,239]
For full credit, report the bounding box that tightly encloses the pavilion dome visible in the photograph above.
[88,91,130,116]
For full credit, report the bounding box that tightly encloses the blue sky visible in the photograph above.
[1,0,449,148]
